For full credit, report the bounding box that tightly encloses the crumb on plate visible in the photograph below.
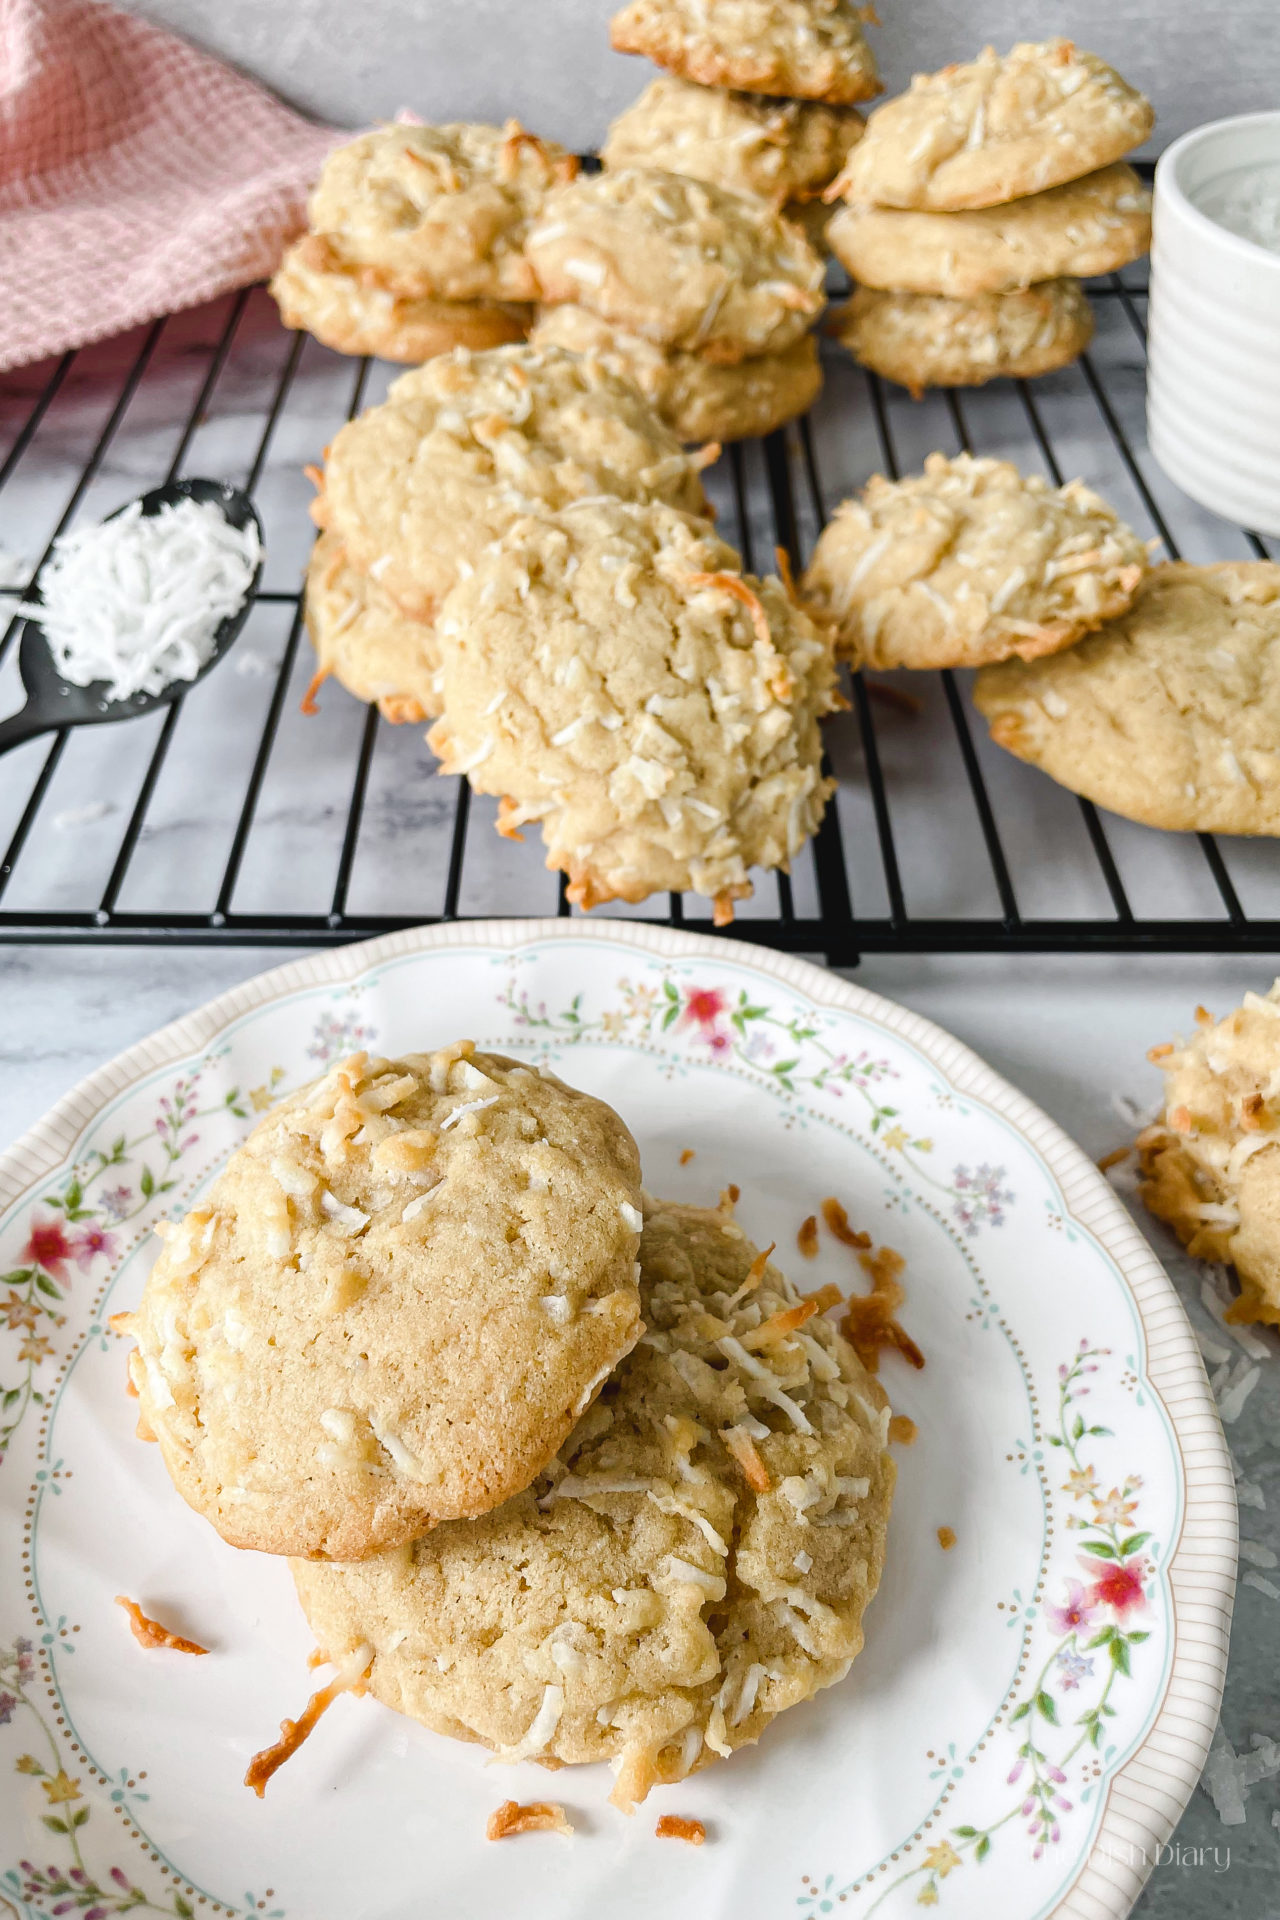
[820,1196,871,1249]
[656,1814,706,1844]
[889,1413,917,1445]
[937,1526,957,1551]
[245,1649,371,1796]
[115,1596,208,1655]
[487,1800,575,1840]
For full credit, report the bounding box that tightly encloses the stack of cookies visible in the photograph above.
[526,165,828,443]
[568,0,883,438]
[271,120,577,364]
[305,342,842,923]
[824,40,1154,393]
[117,1043,896,1813]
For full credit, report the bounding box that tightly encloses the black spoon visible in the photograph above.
[0,478,263,756]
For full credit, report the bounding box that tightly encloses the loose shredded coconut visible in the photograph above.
[20,498,261,701]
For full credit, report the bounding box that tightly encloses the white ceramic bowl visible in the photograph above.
[1148,110,1280,537]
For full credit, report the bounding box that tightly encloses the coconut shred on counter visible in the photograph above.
[1195,160,1280,254]
[19,498,262,701]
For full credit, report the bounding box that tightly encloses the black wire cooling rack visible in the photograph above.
[0,257,1276,964]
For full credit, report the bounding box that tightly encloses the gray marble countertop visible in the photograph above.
[1,942,1275,1917]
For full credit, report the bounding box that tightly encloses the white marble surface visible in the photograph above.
[0,942,1277,1916]
[119,0,1280,155]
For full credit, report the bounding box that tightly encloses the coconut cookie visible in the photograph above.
[602,77,864,209]
[427,498,838,922]
[271,236,531,364]
[833,280,1094,392]
[118,1046,645,1560]
[314,345,710,620]
[974,562,1280,833]
[526,168,825,364]
[610,0,881,104]
[830,41,1154,212]
[801,452,1146,669]
[530,306,822,443]
[827,164,1151,297]
[293,1196,895,1807]
[1138,986,1280,1327]
[304,534,441,723]
[308,121,577,303]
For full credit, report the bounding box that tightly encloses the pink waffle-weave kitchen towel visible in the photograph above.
[0,0,341,371]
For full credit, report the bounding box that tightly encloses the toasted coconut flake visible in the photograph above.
[1147,1042,1174,1061]
[841,1242,924,1373]
[937,1526,957,1551]
[685,571,772,648]
[107,1310,134,1336]
[679,1148,696,1166]
[1097,1146,1130,1172]
[303,463,324,492]
[691,441,723,473]
[728,1239,773,1304]
[487,1799,574,1840]
[721,1423,771,1492]
[610,1743,661,1813]
[656,1814,706,1845]
[801,1281,843,1312]
[496,796,525,841]
[377,694,427,725]
[796,1213,820,1259]
[115,1596,208,1655]
[740,1296,818,1349]
[820,1196,871,1249]
[1170,1105,1193,1134]
[245,1649,372,1796]
[300,666,329,716]
[889,1414,918,1445]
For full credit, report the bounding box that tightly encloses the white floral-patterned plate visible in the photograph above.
[0,922,1235,1920]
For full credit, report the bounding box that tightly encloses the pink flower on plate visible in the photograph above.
[681,986,729,1031]
[1044,1579,1097,1636]
[71,1224,119,1271]
[1086,1555,1149,1619]
[22,1216,72,1282]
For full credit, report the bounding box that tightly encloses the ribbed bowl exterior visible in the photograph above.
[1147,113,1280,536]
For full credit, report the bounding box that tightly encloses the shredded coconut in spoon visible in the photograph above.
[19,498,262,702]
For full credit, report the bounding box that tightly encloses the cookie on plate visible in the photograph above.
[610,0,880,103]
[118,1046,645,1560]
[827,164,1151,297]
[293,1195,895,1808]
[602,77,864,208]
[314,344,710,620]
[974,562,1280,833]
[530,305,822,443]
[271,236,531,364]
[427,498,838,922]
[1138,985,1280,1327]
[832,279,1094,392]
[801,452,1146,669]
[308,120,577,303]
[304,533,441,723]
[830,40,1154,211]
[526,168,825,364]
